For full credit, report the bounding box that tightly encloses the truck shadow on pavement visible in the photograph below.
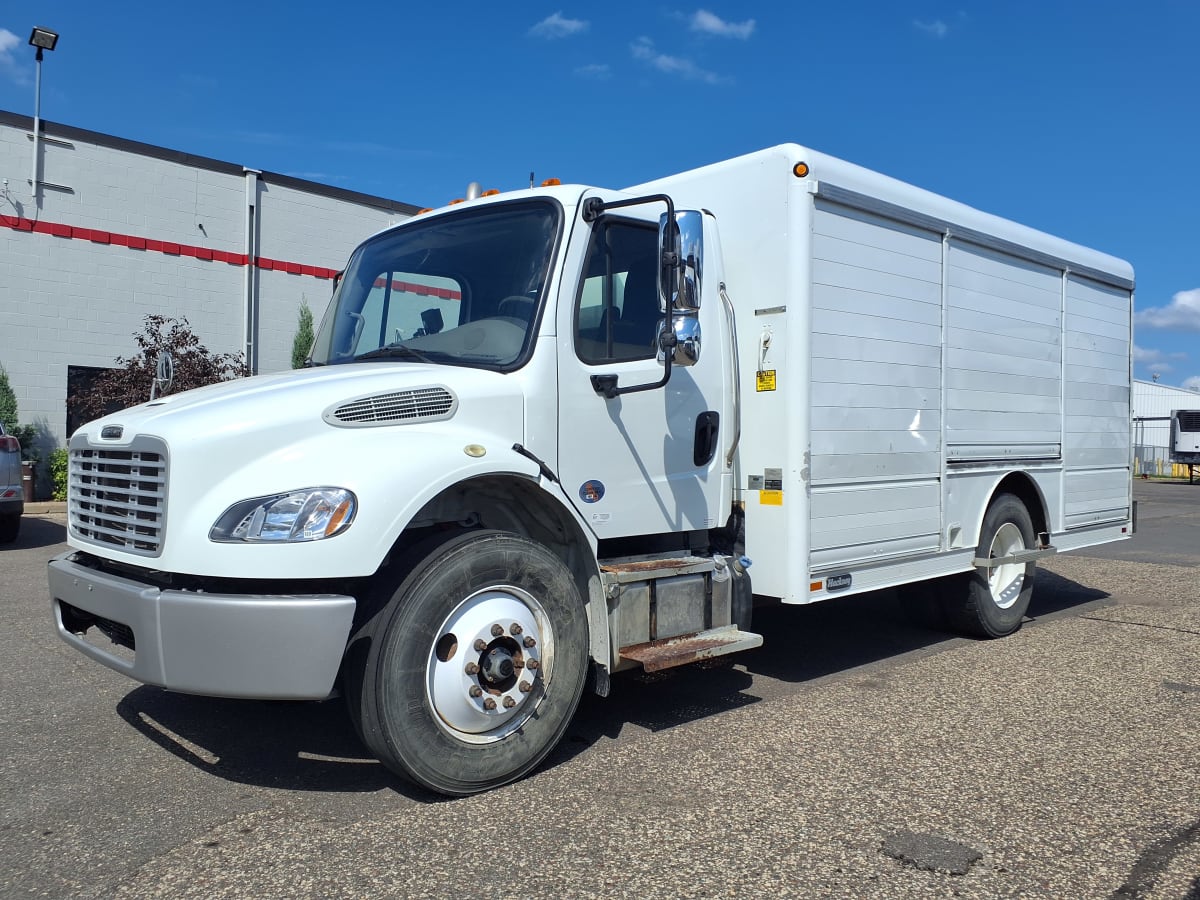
[5,515,66,550]
[112,568,1110,801]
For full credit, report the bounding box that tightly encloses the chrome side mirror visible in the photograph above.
[656,315,702,368]
[658,210,703,313]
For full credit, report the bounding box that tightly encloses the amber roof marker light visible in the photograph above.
[793,162,810,178]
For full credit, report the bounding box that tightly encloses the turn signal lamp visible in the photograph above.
[793,162,810,178]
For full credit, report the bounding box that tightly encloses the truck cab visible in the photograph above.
[49,183,753,796]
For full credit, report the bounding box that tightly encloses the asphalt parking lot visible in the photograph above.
[2,479,1197,899]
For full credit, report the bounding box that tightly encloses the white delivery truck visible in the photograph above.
[49,145,1135,795]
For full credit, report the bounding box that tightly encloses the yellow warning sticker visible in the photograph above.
[759,490,783,506]
[756,370,777,392]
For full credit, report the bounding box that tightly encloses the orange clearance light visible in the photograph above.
[416,208,433,215]
[324,500,354,537]
[482,189,500,196]
[541,177,561,186]
[810,580,823,592]
[449,198,465,205]
[793,162,810,178]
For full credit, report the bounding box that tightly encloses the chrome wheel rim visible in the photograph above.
[425,586,553,744]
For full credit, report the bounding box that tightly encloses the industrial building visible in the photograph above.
[0,108,418,480]
[1133,378,1200,476]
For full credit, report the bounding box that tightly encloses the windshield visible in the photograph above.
[310,200,560,369]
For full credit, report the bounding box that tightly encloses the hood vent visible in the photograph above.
[324,386,458,427]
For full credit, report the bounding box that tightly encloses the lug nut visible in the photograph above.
[474,639,487,652]
[465,662,480,675]
[503,696,516,709]
[469,686,483,698]
[527,658,540,670]
[523,636,536,648]
[510,623,523,635]
[491,624,504,637]
[483,697,497,710]
[519,681,533,693]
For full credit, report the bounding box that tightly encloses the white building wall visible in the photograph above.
[0,110,418,467]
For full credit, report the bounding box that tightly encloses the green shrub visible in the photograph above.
[49,448,68,501]
[0,364,16,432]
[291,299,315,369]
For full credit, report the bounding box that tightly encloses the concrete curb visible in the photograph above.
[25,501,67,516]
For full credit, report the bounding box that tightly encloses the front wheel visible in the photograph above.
[347,530,588,796]
[943,494,1037,638]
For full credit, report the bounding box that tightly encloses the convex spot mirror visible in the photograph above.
[658,210,703,313]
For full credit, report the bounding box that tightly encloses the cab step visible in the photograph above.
[619,625,763,673]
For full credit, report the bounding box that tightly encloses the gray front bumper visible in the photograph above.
[48,552,356,700]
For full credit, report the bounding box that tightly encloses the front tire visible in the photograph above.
[348,530,588,795]
[944,493,1037,638]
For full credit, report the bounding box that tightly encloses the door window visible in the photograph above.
[575,220,660,364]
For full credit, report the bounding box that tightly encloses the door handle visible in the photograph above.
[694,411,720,466]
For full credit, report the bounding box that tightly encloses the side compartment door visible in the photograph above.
[556,208,727,540]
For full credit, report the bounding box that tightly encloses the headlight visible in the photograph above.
[209,488,357,543]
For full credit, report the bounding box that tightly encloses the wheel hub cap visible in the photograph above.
[426,588,549,740]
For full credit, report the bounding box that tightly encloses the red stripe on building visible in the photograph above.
[0,214,340,280]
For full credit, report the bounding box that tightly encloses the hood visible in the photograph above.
[76,363,523,452]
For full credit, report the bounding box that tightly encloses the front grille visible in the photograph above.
[325,386,457,427]
[69,437,168,556]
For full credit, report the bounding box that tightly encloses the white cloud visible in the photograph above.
[1133,344,1186,374]
[691,10,755,39]
[914,19,949,38]
[631,37,725,84]
[0,28,28,85]
[574,63,611,79]
[530,12,589,39]
[1135,288,1200,332]
[1183,376,1200,392]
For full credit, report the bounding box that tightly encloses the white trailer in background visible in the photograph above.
[1170,409,1200,482]
[50,144,1134,795]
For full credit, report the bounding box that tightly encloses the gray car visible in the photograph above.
[0,423,23,543]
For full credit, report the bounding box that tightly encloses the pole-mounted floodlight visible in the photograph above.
[29,27,59,56]
[28,27,59,203]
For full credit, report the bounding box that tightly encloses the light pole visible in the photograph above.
[28,26,59,204]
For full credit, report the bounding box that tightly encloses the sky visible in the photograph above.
[1,2,1197,390]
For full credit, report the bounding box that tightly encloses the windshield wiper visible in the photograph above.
[353,344,437,363]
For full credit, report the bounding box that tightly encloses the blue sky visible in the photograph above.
[1,2,1197,389]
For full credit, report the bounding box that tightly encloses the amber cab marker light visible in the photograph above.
[541,177,561,187]
[810,580,823,592]
[793,162,810,178]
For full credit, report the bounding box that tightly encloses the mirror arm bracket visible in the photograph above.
[590,330,676,399]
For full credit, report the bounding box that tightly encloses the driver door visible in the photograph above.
[556,205,727,541]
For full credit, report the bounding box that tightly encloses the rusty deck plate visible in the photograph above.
[619,626,763,673]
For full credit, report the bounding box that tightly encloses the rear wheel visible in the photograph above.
[347,530,588,795]
[943,494,1037,638]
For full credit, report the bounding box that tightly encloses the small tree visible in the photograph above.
[291,298,315,369]
[0,364,16,432]
[76,315,248,421]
